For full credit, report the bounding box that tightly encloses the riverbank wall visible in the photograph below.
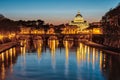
[0,42,19,53]
[92,35,120,49]
[81,35,120,55]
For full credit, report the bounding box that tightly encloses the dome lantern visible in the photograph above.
[75,12,82,17]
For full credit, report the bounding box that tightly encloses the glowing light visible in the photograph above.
[1,52,4,62]
[65,41,69,63]
[92,48,95,69]
[5,50,9,61]
[0,34,3,40]
[37,40,43,59]
[9,48,13,57]
[100,51,103,70]
[92,28,102,34]
[61,26,79,34]
[20,27,31,34]
[48,39,59,70]
[76,45,81,66]
[47,28,55,34]
[23,46,26,54]
[48,38,59,54]
[64,41,69,76]
[87,46,90,63]
[48,40,58,70]
[1,63,5,80]
[13,48,16,57]
[69,12,89,31]
[8,33,16,39]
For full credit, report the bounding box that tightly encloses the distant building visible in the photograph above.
[86,22,103,34]
[69,12,89,31]
[46,24,55,34]
[31,28,45,34]
[61,25,78,34]
[20,26,45,34]
[46,28,55,34]
[20,27,31,34]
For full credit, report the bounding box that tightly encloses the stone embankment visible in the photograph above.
[80,40,120,55]
[0,42,19,53]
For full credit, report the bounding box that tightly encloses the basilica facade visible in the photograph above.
[69,12,89,31]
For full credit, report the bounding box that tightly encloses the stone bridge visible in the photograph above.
[17,33,92,41]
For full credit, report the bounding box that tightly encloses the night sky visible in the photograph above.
[0,0,119,24]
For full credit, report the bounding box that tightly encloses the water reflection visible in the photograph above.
[63,41,70,76]
[48,39,59,70]
[0,47,18,80]
[34,40,43,59]
[63,40,74,75]
[0,39,120,80]
[48,39,59,54]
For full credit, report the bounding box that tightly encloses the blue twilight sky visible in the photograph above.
[0,0,119,24]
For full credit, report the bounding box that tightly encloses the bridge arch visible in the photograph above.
[33,35,43,40]
[63,35,74,41]
[18,34,30,40]
[48,36,59,54]
[63,40,74,48]
[48,36,58,40]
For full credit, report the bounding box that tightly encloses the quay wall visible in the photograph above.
[0,42,18,53]
[92,35,120,49]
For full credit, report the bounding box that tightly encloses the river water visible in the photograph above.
[0,39,120,80]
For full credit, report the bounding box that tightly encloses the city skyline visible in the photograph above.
[0,0,119,25]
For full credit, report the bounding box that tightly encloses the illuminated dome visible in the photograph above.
[75,12,82,17]
[74,12,84,23]
[69,12,89,31]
